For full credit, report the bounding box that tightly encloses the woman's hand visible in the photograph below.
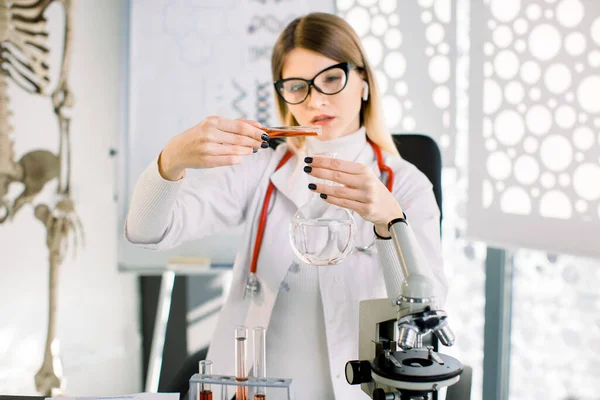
[158,116,269,181]
[303,156,403,238]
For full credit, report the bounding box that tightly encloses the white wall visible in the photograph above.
[0,0,141,395]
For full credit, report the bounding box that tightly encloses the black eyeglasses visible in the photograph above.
[274,62,357,105]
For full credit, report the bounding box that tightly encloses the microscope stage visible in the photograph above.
[370,348,463,390]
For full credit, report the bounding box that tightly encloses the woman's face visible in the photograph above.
[280,48,364,141]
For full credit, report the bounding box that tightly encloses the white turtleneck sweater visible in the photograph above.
[265,128,371,399]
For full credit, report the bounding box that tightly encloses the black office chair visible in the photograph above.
[165,134,471,400]
[392,133,443,226]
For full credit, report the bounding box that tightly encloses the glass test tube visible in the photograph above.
[220,385,228,400]
[199,360,213,400]
[259,125,322,138]
[253,326,267,399]
[235,326,249,400]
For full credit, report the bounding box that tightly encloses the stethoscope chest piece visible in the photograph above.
[244,272,261,299]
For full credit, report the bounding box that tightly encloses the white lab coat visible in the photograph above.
[125,136,446,399]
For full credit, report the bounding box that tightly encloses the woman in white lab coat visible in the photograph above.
[126,12,447,400]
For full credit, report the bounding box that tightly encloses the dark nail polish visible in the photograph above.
[253,148,258,153]
[261,141,269,148]
[320,193,328,199]
[304,166,312,173]
[304,157,313,164]
[308,183,317,190]
[261,133,270,141]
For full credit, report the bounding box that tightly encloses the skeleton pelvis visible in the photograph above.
[18,150,60,185]
[10,150,60,216]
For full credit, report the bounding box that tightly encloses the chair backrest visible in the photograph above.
[392,133,443,226]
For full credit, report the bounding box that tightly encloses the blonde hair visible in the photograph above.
[271,12,399,156]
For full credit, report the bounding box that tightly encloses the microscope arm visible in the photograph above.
[388,218,437,300]
[388,217,455,349]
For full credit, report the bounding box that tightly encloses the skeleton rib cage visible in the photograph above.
[1,0,58,220]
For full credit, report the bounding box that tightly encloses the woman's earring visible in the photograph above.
[362,81,369,101]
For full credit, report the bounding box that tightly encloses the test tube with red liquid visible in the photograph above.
[235,326,249,400]
[259,125,322,138]
[199,360,213,400]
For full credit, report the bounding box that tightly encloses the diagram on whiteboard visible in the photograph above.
[125,0,334,269]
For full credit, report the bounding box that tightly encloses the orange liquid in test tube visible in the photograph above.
[259,125,322,138]
[235,327,249,400]
[199,390,212,400]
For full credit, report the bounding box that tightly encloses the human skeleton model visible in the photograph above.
[0,0,83,395]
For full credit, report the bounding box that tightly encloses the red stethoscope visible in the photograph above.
[244,138,394,298]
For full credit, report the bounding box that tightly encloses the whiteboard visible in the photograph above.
[119,0,335,271]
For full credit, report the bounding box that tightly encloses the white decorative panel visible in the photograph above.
[468,0,600,258]
[440,1,485,398]
[509,249,600,399]
[336,0,457,166]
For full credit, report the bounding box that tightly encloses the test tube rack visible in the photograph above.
[190,373,295,400]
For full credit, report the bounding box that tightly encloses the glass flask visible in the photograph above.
[289,153,357,266]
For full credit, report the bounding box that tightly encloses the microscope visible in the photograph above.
[345,218,463,400]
